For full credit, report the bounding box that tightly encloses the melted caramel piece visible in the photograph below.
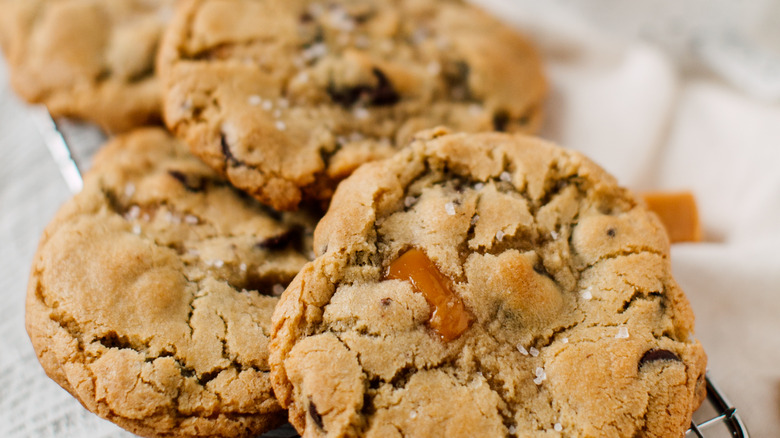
[385,249,472,341]
[641,191,702,243]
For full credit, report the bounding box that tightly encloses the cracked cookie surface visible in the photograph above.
[158,0,546,210]
[0,0,172,132]
[26,128,321,437]
[269,130,707,437]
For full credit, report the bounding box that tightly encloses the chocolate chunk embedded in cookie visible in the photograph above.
[269,129,707,437]
[158,0,546,210]
[26,128,321,437]
[0,0,173,132]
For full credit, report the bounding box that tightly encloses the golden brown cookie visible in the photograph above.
[0,0,172,132]
[269,129,707,437]
[26,128,321,437]
[158,0,546,210]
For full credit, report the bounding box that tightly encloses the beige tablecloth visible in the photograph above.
[2,1,779,436]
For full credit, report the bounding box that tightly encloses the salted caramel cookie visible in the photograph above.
[26,128,321,437]
[269,129,707,437]
[158,0,546,210]
[0,0,173,132]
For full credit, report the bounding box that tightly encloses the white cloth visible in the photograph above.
[2,1,779,436]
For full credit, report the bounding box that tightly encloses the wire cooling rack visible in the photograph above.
[33,110,750,438]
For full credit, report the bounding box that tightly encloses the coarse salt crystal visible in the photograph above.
[561,337,568,344]
[473,182,484,191]
[124,183,135,197]
[500,171,512,182]
[496,230,505,241]
[262,100,273,111]
[470,214,480,225]
[272,284,285,296]
[529,347,539,357]
[127,205,140,220]
[550,230,559,240]
[508,425,517,434]
[131,224,141,235]
[409,410,418,419]
[239,263,247,272]
[248,95,262,106]
[616,327,629,339]
[212,260,224,268]
[185,215,198,225]
[353,107,370,120]
[554,423,562,432]
[580,289,593,300]
[535,367,545,378]
[404,196,417,208]
[533,376,545,385]
[444,202,456,216]
[275,120,287,131]
[517,344,528,355]
[302,42,327,61]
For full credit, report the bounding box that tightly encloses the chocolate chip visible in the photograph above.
[256,229,296,250]
[492,110,510,132]
[368,68,400,106]
[326,68,400,107]
[168,170,207,193]
[638,349,680,370]
[380,298,392,306]
[443,60,471,100]
[299,11,314,23]
[607,228,617,238]
[308,399,324,429]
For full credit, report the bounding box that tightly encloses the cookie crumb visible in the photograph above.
[529,347,539,357]
[554,423,563,432]
[275,121,287,131]
[273,284,285,296]
[444,202,456,216]
[616,327,630,339]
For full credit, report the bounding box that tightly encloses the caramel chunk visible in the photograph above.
[641,191,701,243]
[385,249,471,341]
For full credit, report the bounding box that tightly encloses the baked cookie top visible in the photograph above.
[269,129,707,437]
[26,128,320,438]
[158,0,546,210]
[0,0,172,132]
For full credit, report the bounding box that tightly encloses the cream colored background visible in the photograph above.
[2,1,779,436]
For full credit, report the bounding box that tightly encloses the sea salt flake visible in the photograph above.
[444,202,456,216]
[616,327,630,339]
[535,367,545,378]
[248,95,262,106]
[409,410,418,419]
[517,344,528,355]
[529,347,539,357]
[496,230,505,241]
[533,376,545,385]
[500,171,512,182]
[550,230,559,240]
[561,337,568,344]
[554,423,562,432]
[580,289,593,300]
[353,107,370,120]
[185,215,199,225]
[272,284,285,296]
[126,205,141,220]
[473,182,484,191]
[404,196,417,208]
[275,120,287,131]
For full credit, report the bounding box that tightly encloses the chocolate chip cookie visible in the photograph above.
[26,128,321,437]
[269,129,707,437]
[158,0,546,210]
[0,0,173,132]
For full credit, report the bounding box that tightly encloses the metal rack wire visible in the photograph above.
[34,110,749,438]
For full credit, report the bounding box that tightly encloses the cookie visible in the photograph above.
[158,0,546,210]
[0,0,173,132]
[26,128,321,437]
[269,129,707,437]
